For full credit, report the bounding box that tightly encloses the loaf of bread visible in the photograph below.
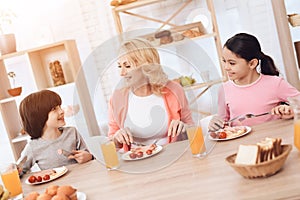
[235,137,282,165]
[154,30,171,39]
[235,145,260,165]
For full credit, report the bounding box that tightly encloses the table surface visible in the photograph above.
[21,119,300,200]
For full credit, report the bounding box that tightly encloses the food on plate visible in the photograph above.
[43,174,50,181]
[24,191,40,200]
[129,152,137,159]
[51,194,70,200]
[218,132,227,139]
[57,185,77,200]
[235,137,282,165]
[136,151,143,158]
[27,169,57,183]
[28,175,37,183]
[146,149,153,155]
[128,143,157,159]
[45,185,59,196]
[36,176,43,182]
[36,193,52,200]
[24,185,77,200]
[210,126,247,139]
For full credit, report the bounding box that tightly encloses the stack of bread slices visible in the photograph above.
[235,137,282,165]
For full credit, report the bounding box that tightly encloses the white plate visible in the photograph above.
[77,191,87,200]
[209,126,252,141]
[25,166,68,185]
[122,145,163,161]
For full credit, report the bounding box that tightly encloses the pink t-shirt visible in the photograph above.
[218,74,300,126]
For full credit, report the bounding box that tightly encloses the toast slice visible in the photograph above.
[235,145,260,165]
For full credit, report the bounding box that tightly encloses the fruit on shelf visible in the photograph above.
[174,75,196,87]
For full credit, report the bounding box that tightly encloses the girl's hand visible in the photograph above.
[168,119,186,137]
[68,150,93,163]
[113,127,133,146]
[208,115,225,132]
[272,105,294,119]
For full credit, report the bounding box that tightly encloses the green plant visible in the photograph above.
[7,71,16,88]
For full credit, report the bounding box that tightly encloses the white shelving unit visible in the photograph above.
[0,40,100,161]
[111,0,226,78]
[271,0,300,90]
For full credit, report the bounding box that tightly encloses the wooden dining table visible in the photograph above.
[21,119,300,199]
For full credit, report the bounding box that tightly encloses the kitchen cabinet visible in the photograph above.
[271,0,300,90]
[0,40,100,161]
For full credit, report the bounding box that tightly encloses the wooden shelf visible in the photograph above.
[111,0,226,77]
[0,40,100,161]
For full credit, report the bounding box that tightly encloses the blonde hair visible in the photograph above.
[118,38,168,95]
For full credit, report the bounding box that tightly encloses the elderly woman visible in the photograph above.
[107,38,194,151]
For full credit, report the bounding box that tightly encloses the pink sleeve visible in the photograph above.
[276,78,300,101]
[217,85,230,121]
[107,97,120,138]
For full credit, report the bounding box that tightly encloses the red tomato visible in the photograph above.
[129,153,137,159]
[36,176,42,182]
[43,174,50,181]
[146,149,153,155]
[136,151,143,158]
[28,175,36,183]
[218,132,227,139]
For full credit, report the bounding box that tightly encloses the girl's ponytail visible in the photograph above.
[260,52,279,76]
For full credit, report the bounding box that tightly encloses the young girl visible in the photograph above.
[209,33,300,131]
[18,90,93,173]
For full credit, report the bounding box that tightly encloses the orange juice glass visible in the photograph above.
[295,119,300,151]
[0,163,23,199]
[186,126,206,158]
[101,140,119,170]
[288,95,300,151]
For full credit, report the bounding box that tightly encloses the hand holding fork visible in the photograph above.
[209,112,271,132]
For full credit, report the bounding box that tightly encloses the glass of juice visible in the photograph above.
[0,163,23,199]
[186,125,207,158]
[289,95,300,151]
[100,140,120,170]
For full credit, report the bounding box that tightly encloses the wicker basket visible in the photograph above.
[288,14,300,27]
[225,144,292,179]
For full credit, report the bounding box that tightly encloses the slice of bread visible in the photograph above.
[235,145,260,165]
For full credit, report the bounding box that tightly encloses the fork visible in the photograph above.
[237,112,271,122]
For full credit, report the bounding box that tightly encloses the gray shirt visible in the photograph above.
[20,126,89,173]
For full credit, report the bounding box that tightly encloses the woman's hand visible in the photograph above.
[272,105,294,119]
[208,115,225,132]
[113,127,133,146]
[69,150,93,163]
[168,119,186,137]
